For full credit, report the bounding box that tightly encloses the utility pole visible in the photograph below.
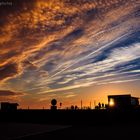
[94,100,96,109]
[90,101,91,109]
[81,100,83,109]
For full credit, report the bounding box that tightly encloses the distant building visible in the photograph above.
[108,94,139,110]
[0,102,19,111]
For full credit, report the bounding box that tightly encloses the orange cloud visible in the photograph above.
[0,89,25,103]
[0,90,24,96]
[0,0,139,107]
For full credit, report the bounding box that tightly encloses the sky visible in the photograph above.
[0,0,140,109]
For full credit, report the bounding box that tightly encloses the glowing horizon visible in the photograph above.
[0,0,140,109]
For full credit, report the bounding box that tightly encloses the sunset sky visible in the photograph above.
[0,0,140,109]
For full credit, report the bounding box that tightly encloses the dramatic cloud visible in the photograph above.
[0,63,19,83]
[0,0,139,108]
[0,89,25,103]
[0,90,24,96]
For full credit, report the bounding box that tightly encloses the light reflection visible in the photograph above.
[109,98,114,106]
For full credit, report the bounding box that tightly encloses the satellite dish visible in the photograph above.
[51,99,57,106]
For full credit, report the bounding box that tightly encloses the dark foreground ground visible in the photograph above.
[1,122,140,140]
[1,109,140,140]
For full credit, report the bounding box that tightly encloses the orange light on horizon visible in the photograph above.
[109,98,115,106]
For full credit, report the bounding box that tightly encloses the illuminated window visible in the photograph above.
[109,98,114,106]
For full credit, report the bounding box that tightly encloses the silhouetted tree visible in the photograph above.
[98,102,101,109]
[51,99,57,106]
[71,105,74,110]
[102,103,104,108]
[51,99,57,110]
[75,105,78,110]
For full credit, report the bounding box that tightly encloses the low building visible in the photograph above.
[108,94,139,110]
[0,102,19,111]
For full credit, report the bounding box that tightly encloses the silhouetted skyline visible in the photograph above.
[0,0,140,109]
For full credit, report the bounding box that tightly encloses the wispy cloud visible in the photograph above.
[0,0,139,105]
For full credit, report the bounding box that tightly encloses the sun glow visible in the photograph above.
[109,99,115,106]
